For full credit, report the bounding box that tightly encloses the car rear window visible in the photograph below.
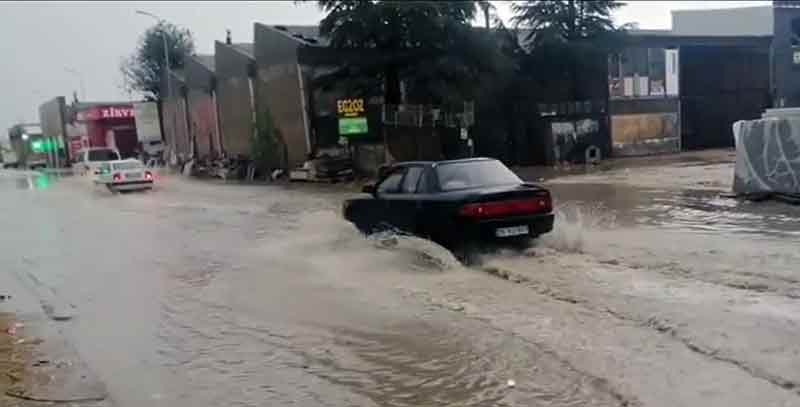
[436,160,521,191]
[88,150,119,161]
[112,161,142,170]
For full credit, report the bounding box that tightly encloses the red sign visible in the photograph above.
[78,106,135,121]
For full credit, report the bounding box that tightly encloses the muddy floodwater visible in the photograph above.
[2,162,800,407]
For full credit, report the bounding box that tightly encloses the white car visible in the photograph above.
[93,159,154,192]
[74,147,121,176]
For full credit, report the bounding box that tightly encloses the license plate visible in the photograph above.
[495,225,530,238]
[125,172,142,179]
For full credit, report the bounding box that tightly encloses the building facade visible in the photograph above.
[608,6,776,156]
[185,54,220,159]
[214,41,256,158]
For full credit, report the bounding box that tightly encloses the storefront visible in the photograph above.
[608,31,770,156]
[70,105,139,159]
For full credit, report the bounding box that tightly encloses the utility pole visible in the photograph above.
[136,10,176,164]
[136,10,172,100]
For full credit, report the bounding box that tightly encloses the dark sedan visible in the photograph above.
[343,158,554,251]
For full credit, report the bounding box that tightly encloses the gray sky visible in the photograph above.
[0,0,770,135]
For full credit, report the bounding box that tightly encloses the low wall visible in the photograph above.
[352,142,385,177]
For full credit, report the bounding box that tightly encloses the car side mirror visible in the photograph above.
[362,184,376,196]
[93,169,101,175]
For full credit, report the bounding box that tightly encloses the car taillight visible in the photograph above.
[459,196,552,219]
[145,171,153,181]
[112,174,122,182]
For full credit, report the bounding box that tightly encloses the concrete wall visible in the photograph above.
[160,70,192,161]
[162,97,191,160]
[186,91,216,158]
[672,6,773,36]
[185,56,218,158]
[254,23,310,169]
[215,41,255,157]
[352,142,385,176]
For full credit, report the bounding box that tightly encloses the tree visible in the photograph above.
[511,0,629,100]
[120,21,195,100]
[308,0,482,104]
[477,0,495,30]
[512,0,626,47]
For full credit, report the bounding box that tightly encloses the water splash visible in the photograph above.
[538,202,617,254]
[251,211,462,274]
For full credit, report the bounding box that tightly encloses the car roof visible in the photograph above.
[393,157,496,167]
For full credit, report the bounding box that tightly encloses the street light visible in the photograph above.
[136,10,171,99]
[64,67,86,100]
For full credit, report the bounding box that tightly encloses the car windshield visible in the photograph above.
[88,150,118,161]
[436,160,521,191]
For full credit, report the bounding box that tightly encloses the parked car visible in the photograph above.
[343,158,554,254]
[74,147,121,175]
[93,159,154,192]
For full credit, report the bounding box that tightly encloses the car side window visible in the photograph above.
[416,168,431,193]
[400,167,424,194]
[377,169,405,194]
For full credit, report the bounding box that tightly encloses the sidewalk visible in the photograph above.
[0,271,110,406]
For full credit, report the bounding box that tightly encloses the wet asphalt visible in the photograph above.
[1,165,800,407]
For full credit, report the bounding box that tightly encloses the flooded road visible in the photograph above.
[2,163,800,407]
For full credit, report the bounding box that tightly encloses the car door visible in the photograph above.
[373,167,407,231]
[348,167,406,233]
[381,165,425,234]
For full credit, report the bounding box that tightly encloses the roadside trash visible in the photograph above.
[507,379,516,388]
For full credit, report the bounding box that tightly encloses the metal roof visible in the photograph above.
[192,54,215,72]
[232,43,254,58]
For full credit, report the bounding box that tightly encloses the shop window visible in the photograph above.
[609,47,669,98]
[791,17,800,47]
[791,18,800,65]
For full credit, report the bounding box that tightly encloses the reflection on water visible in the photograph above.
[548,183,800,239]
[7,172,57,191]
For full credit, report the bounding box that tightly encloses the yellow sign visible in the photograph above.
[337,99,365,118]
